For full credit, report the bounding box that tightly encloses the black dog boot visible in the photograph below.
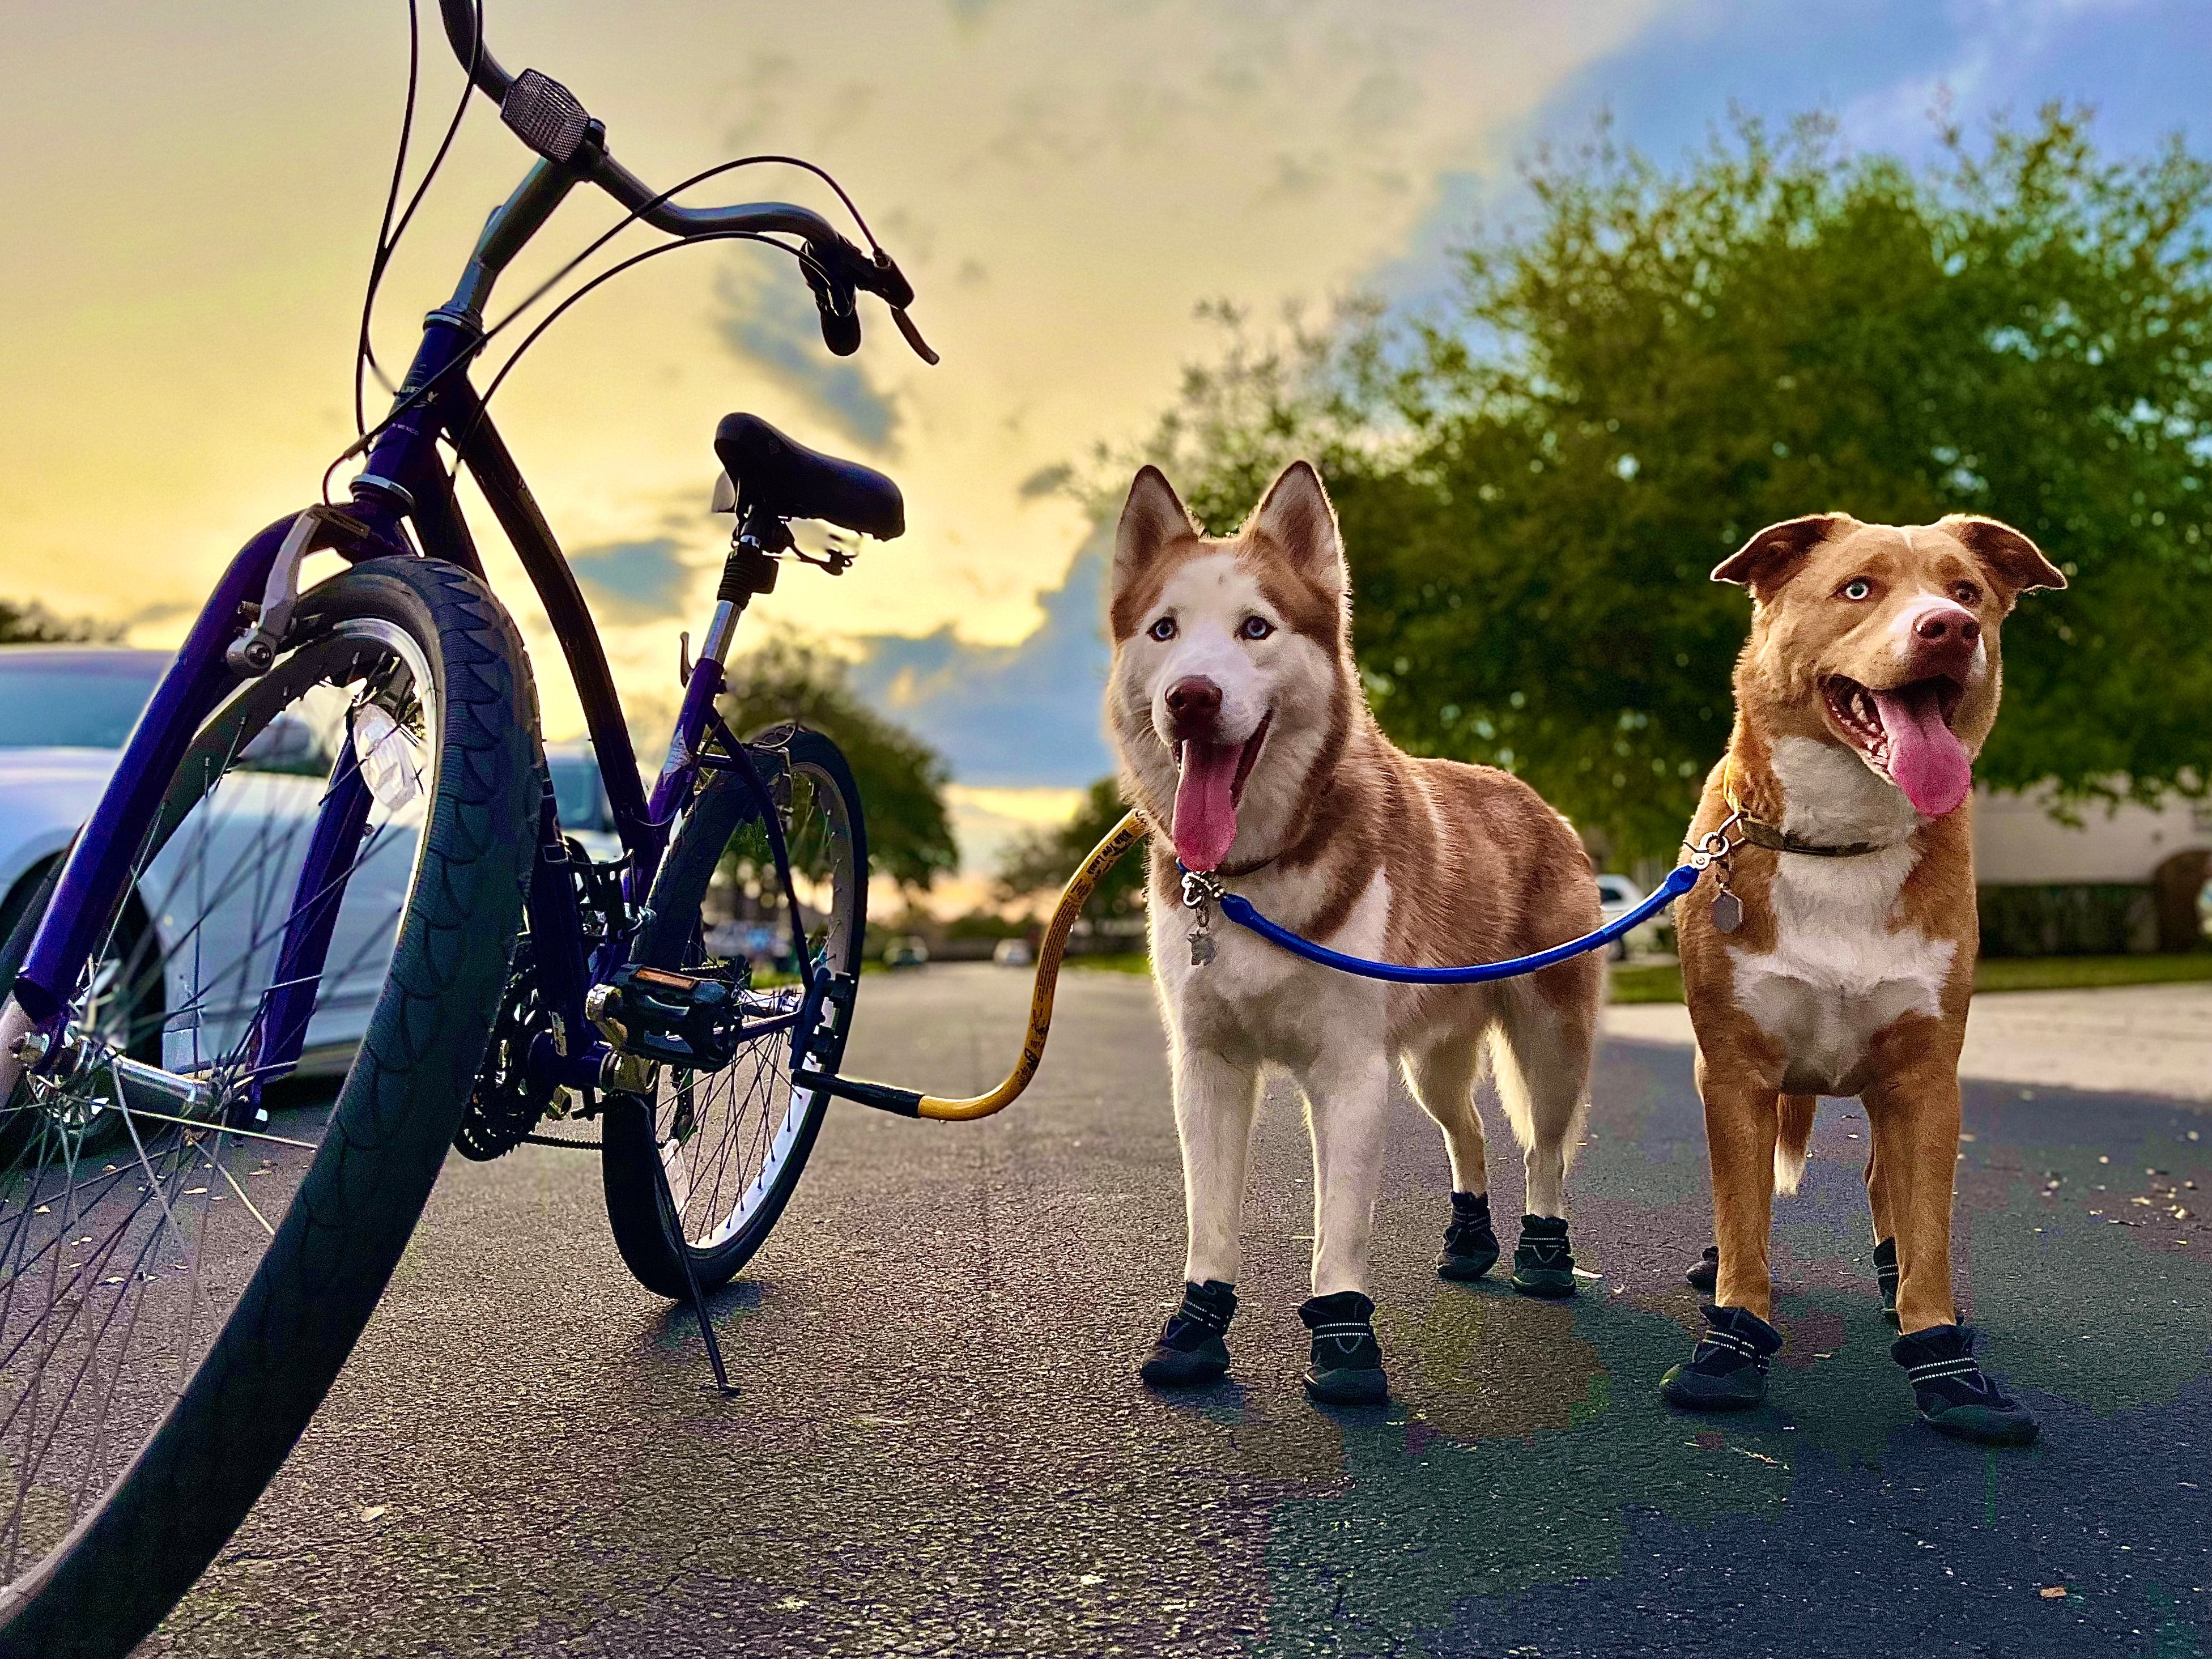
[1139,1280,1238,1388]
[1511,1215,1578,1297]
[1438,1190,1501,1282]
[1686,1243,1718,1293]
[1659,1303,1783,1410]
[1300,1291,1388,1406]
[1892,1324,2038,1446]
[1873,1239,1900,1327]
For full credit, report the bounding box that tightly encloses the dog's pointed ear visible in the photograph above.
[1712,513,1852,600]
[1249,460,1345,593]
[1939,514,2066,596]
[1113,466,1198,593]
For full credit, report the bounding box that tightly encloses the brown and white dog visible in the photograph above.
[1105,461,1606,1406]
[1662,512,2065,1445]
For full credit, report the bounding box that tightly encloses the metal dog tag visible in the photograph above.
[1189,926,1216,967]
[1711,891,1743,934]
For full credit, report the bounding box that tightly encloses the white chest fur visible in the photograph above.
[1726,738,1955,1091]
[1154,866,1394,1069]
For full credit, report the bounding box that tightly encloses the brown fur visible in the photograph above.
[1678,511,2064,1332]
[1106,461,1607,1300]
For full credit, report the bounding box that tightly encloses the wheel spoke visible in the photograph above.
[0,633,439,1591]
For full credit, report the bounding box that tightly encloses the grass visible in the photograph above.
[1071,950,2212,1000]
[1610,952,2212,1005]
[1067,952,1152,975]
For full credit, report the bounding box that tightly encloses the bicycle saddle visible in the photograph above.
[711,413,904,541]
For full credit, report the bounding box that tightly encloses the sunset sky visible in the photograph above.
[3,0,2204,899]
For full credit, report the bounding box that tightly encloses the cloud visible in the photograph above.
[567,537,698,626]
[713,261,900,452]
[1366,0,2209,312]
[847,522,1115,789]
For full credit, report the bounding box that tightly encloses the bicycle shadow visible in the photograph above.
[643,1278,767,1362]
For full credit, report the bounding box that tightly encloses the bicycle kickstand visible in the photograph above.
[648,1144,739,1399]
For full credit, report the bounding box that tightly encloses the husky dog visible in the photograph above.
[1105,461,1606,1405]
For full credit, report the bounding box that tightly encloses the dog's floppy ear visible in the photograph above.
[1248,460,1345,593]
[1938,514,2067,596]
[1113,466,1199,594]
[1712,513,1852,601]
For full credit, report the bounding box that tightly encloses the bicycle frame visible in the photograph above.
[3,156,784,1109]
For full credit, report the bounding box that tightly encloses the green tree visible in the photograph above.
[0,600,120,644]
[994,777,1147,919]
[719,632,958,894]
[1107,108,2212,861]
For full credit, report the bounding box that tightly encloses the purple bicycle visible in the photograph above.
[0,6,931,1652]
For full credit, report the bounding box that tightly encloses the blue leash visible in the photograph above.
[1178,860,1703,985]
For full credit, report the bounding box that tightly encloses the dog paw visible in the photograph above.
[1894,1323,2037,1447]
[1437,1190,1500,1282]
[1685,1243,1718,1294]
[1511,1215,1579,1298]
[1659,1303,1781,1411]
[1873,1237,1900,1327]
[1300,1290,1388,1406]
[1139,1279,1236,1389]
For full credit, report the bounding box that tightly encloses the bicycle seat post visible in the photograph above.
[691,507,785,678]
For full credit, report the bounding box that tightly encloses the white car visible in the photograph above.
[1595,872,1666,961]
[0,646,414,1074]
[545,739,621,864]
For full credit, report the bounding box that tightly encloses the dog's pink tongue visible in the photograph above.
[1871,684,1972,817]
[1173,741,1241,871]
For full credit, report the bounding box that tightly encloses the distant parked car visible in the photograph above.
[991,938,1034,968]
[1595,873,1663,961]
[0,645,412,1071]
[882,935,929,969]
[544,740,620,862]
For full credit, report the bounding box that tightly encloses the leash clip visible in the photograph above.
[1180,869,1224,967]
[1683,811,1746,933]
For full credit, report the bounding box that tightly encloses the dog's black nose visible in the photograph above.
[1165,677,1222,735]
[1914,606,1980,646]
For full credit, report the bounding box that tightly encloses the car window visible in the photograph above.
[1595,876,1632,903]
[546,751,610,832]
[0,658,165,750]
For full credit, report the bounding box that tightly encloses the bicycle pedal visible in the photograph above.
[585,964,747,1070]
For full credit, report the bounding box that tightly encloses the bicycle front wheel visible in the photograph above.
[601,727,866,1299]
[0,556,538,1659]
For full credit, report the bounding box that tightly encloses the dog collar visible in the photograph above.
[1721,757,1889,859]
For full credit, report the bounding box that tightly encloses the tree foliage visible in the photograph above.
[994,777,1147,918]
[0,601,121,645]
[719,633,958,894]
[1105,109,2212,861]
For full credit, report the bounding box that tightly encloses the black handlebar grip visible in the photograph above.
[818,301,862,358]
[501,69,592,164]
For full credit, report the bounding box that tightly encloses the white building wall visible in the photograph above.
[1975,785,2212,885]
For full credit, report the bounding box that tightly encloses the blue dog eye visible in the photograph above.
[1240,615,1274,640]
[1148,616,1176,641]
[1840,578,1873,601]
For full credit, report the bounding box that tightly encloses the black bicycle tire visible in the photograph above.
[0,555,539,1659]
[599,728,866,1299]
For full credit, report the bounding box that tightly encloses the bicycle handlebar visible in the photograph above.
[435,0,931,362]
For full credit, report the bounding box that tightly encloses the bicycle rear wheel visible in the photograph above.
[0,556,537,1659]
[601,727,866,1298]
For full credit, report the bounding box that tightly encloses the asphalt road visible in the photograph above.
[147,964,2212,1658]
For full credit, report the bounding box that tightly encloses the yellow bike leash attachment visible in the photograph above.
[795,810,1150,1122]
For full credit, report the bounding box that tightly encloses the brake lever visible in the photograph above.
[892,308,940,366]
